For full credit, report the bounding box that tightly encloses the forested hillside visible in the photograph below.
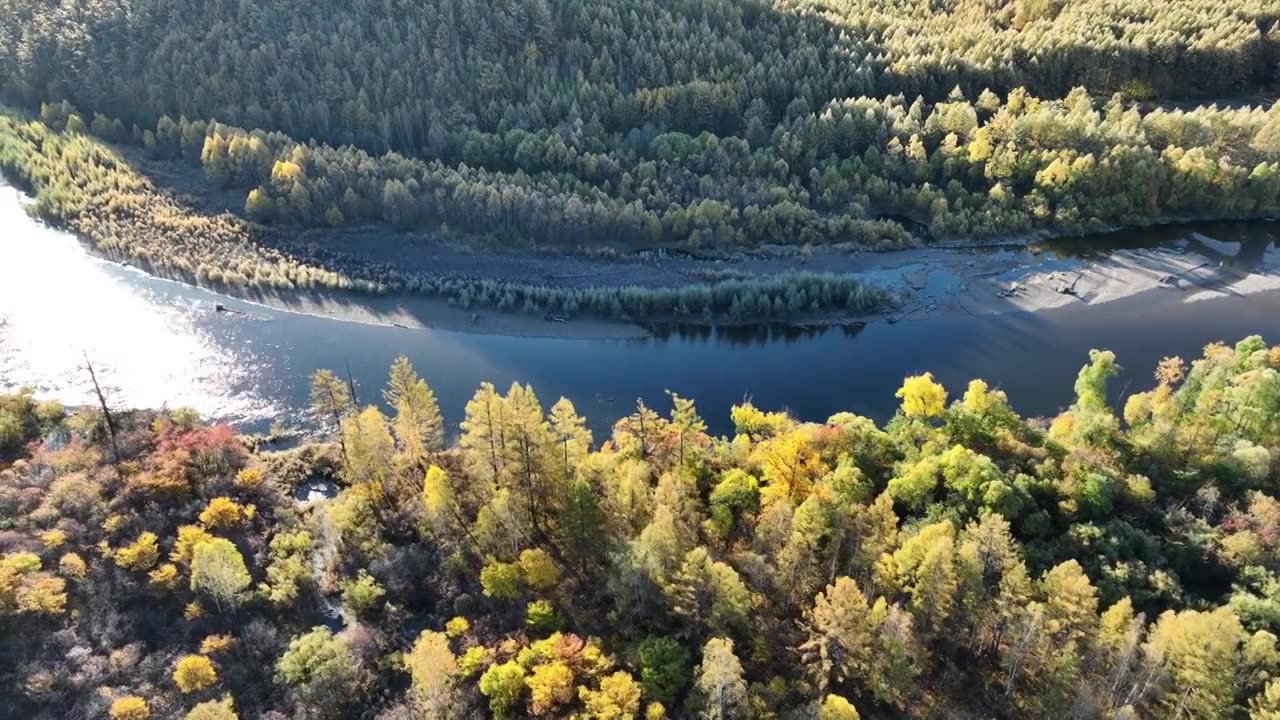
[5,339,1280,718]
[4,0,1280,249]
[4,0,1278,146]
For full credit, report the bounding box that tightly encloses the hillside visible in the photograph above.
[4,0,1280,253]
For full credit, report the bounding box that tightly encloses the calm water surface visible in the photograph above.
[3,182,1278,436]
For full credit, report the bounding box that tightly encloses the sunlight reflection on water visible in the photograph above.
[4,181,1280,439]
[0,184,278,422]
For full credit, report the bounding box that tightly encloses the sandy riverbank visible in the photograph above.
[204,224,1280,341]
[880,228,1280,322]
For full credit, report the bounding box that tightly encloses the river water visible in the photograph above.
[2,182,1278,437]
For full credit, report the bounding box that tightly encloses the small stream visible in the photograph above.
[3,181,1279,437]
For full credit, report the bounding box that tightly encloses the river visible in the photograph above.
[3,182,1278,437]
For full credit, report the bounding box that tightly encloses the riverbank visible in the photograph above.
[79,150,1280,335]
[72,148,1280,337]
[117,217,1280,341]
[872,226,1280,322]
[7,168,1280,343]
[0,110,896,335]
[5,107,1280,340]
[228,285,652,339]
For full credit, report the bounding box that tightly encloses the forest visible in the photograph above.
[0,108,891,323]
[4,0,1280,252]
[4,338,1280,718]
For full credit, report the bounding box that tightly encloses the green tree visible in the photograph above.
[480,560,522,601]
[277,628,368,716]
[340,570,386,617]
[634,636,691,706]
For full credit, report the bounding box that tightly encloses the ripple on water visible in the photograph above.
[0,184,279,424]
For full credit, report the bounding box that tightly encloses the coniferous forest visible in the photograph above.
[4,342,1280,719]
[4,0,1280,257]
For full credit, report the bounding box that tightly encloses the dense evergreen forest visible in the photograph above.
[4,0,1280,251]
[5,339,1280,718]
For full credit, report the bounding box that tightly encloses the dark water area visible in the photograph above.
[3,182,1279,439]
[1039,217,1279,264]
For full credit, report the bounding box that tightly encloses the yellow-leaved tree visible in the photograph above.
[895,373,947,419]
[190,538,251,612]
[109,696,150,720]
[174,654,218,693]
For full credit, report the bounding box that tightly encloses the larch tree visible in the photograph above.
[1144,608,1248,720]
[383,355,444,462]
[889,521,960,635]
[190,538,251,612]
[693,637,748,720]
[549,397,591,483]
[501,383,555,537]
[460,382,510,494]
[667,547,752,638]
[310,369,352,458]
[666,390,706,466]
[799,576,874,691]
[341,406,406,529]
[405,630,460,719]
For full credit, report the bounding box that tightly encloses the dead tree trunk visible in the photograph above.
[83,352,122,480]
